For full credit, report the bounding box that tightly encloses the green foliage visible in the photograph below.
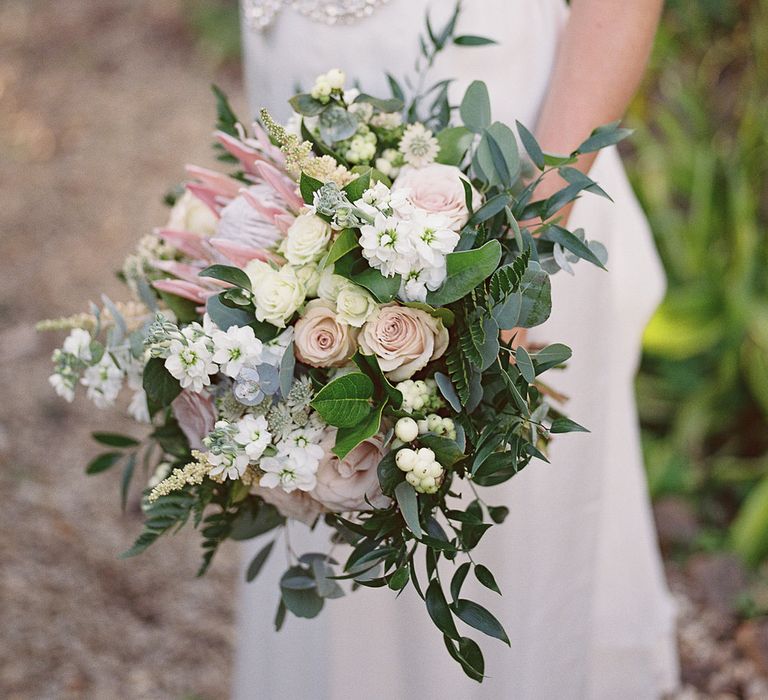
[627,1,768,564]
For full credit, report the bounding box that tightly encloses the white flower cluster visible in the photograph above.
[395,447,444,494]
[48,328,150,422]
[148,314,265,393]
[374,147,403,179]
[395,378,444,413]
[357,183,459,303]
[202,407,326,493]
[310,68,346,103]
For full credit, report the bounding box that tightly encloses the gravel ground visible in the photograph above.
[2,1,767,698]
[0,2,242,698]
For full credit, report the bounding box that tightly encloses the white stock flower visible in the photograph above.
[359,213,417,277]
[282,214,332,266]
[128,389,151,423]
[335,284,377,327]
[62,328,92,362]
[49,373,75,402]
[259,454,318,493]
[234,414,272,461]
[409,211,460,267]
[399,262,447,303]
[247,260,306,328]
[211,325,263,379]
[81,354,124,409]
[399,123,440,168]
[208,450,250,481]
[165,339,217,393]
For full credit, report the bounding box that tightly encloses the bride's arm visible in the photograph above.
[508,0,662,349]
[533,0,663,208]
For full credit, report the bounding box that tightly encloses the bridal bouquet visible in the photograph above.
[41,13,626,680]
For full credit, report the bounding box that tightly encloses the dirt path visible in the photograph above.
[0,2,244,697]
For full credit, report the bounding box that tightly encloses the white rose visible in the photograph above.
[166,190,217,236]
[335,284,377,328]
[282,213,332,266]
[247,260,306,328]
[317,266,352,303]
[295,262,321,297]
[392,164,482,231]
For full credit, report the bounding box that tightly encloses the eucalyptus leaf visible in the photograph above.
[515,346,535,383]
[426,240,501,306]
[199,264,252,291]
[516,120,545,170]
[319,105,359,143]
[459,80,491,133]
[436,126,474,166]
[246,540,276,582]
[394,481,423,539]
[516,265,552,328]
[206,293,255,330]
[288,93,327,116]
[434,372,461,412]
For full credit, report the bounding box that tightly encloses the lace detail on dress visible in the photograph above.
[243,0,390,30]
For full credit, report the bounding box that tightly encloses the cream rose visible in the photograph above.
[294,300,358,368]
[247,260,305,328]
[317,267,351,303]
[335,284,376,327]
[359,304,449,381]
[166,190,217,236]
[311,429,390,511]
[295,262,321,298]
[282,213,332,266]
[393,163,482,231]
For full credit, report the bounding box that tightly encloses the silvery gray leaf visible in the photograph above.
[318,106,358,143]
[553,242,575,275]
[233,366,264,406]
[256,362,281,396]
[588,239,609,266]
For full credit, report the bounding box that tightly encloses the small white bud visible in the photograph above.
[420,476,436,490]
[395,417,419,443]
[413,464,431,479]
[426,462,443,479]
[396,448,417,472]
[427,414,442,432]
[405,471,421,487]
[417,419,429,434]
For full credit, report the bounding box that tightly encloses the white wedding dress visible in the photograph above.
[234,2,680,698]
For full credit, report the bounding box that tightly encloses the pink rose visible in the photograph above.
[393,163,482,231]
[311,429,391,512]
[172,390,216,449]
[294,300,359,368]
[359,304,449,382]
[251,483,324,526]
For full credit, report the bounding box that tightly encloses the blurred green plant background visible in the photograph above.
[183,0,768,565]
[627,0,768,567]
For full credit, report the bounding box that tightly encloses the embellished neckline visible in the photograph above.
[244,0,392,31]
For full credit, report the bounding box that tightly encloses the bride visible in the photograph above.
[233,1,679,698]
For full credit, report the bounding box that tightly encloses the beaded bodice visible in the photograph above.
[243,0,391,30]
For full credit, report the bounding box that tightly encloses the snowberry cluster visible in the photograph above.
[310,68,346,103]
[396,378,443,414]
[395,447,444,494]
